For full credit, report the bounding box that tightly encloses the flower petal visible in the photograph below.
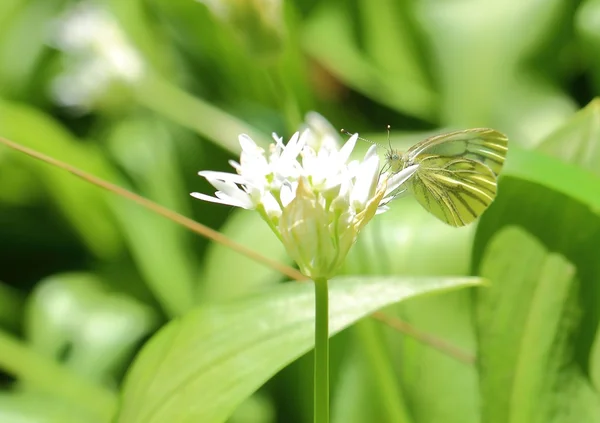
[198,170,249,186]
[384,164,418,197]
[338,133,358,164]
[190,192,250,208]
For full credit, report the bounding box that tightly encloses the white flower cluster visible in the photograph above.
[49,2,144,110]
[192,120,417,279]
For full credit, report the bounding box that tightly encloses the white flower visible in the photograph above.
[192,129,418,279]
[49,2,144,111]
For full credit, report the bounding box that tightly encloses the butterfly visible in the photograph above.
[344,127,508,227]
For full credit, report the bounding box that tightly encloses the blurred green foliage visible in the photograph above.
[1,0,600,422]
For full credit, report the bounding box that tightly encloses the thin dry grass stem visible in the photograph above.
[372,311,475,364]
[0,135,474,365]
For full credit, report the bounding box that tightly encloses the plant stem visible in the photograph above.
[0,328,117,421]
[314,277,329,423]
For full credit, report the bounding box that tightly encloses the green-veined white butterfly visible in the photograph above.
[344,127,508,227]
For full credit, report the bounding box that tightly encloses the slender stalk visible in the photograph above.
[0,328,117,421]
[314,277,329,423]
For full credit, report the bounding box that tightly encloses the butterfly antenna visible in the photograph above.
[387,124,392,152]
[340,129,387,150]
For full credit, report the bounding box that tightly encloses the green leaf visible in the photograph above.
[415,0,568,126]
[476,226,600,423]
[502,145,600,212]
[0,99,122,259]
[0,281,24,331]
[199,209,289,303]
[116,275,482,423]
[576,0,600,91]
[301,2,436,120]
[106,116,197,316]
[0,392,101,423]
[536,98,600,176]
[25,273,158,385]
[0,328,117,422]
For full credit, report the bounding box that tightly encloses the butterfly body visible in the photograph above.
[385,128,508,227]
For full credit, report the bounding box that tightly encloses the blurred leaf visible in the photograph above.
[537,98,600,175]
[0,0,64,99]
[415,0,568,126]
[0,281,24,331]
[331,347,389,423]
[576,0,600,91]
[358,0,431,97]
[0,328,117,422]
[107,116,197,316]
[476,226,600,423]
[135,73,269,153]
[302,1,436,120]
[107,0,178,76]
[116,275,482,423]
[343,200,475,275]
[25,273,158,385]
[0,392,100,423]
[493,73,576,148]
[0,99,122,259]
[199,209,289,302]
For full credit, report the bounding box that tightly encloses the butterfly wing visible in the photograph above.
[405,128,508,175]
[408,155,497,227]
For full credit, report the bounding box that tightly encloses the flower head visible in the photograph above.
[192,123,417,279]
[49,2,144,112]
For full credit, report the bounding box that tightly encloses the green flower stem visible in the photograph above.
[355,319,413,423]
[135,72,269,154]
[0,328,117,421]
[314,277,329,423]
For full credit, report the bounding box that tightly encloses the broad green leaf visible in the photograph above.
[537,98,600,176]
[476,226,600,423]
[0,392,100,423]
[477,149,600,362]
[25,273,158,385]
[116,275,482,423]
[502,145,600,212]
[199,209,289,302]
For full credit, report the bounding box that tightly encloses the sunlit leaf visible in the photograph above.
[117,275,482,423]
